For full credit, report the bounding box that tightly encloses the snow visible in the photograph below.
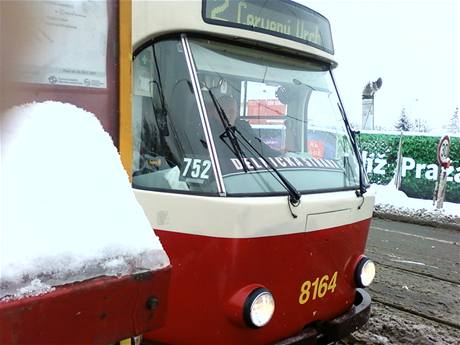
[1,101,169,300]
[371,182,459,224]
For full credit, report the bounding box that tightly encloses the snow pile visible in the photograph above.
[372,182,460,226]
[1,101,169,299]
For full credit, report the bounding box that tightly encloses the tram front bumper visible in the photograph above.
[275,288,371,345]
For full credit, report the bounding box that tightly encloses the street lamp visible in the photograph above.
[362,77,382,130]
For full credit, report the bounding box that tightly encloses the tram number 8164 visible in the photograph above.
[298,272,338,304]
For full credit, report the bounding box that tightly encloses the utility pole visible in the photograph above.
[362,78,383,130]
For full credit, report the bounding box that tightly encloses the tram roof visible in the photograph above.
[132,1,338,67]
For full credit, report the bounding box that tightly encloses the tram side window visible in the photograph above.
[131,39,218,194]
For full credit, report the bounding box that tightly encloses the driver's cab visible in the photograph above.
[132,36,360,197]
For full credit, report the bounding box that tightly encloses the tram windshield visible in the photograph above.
[132,37,360,196]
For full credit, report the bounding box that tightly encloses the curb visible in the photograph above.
[373,211,460,231]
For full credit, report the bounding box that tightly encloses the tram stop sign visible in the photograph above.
[437,135,451,167]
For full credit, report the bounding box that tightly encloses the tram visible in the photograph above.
[121,1,376,344]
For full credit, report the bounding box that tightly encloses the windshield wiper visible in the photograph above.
[206,90,301,206]
[337,102,367,197]
[330,71,367,197]
[207,90,248,173]
[233,126,301,206]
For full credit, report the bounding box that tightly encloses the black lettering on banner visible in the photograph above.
[250,158,263,169]
[319,159,331,168]
[243,158,254,169]
[268,157,279,168]
[299,157,312,167]
[307,158,318,167]
[230,158,243,170]
[283,156,298,167]
[225,155,342,174]
[316,160,326,168]
[275,157,288,167]
[291,156,304,167]
[258,157,269,168]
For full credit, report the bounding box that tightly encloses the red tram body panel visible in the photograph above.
[147,221,370,344]
[135,190,374,344]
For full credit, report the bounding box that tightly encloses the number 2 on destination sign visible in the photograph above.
[298,271,337,304]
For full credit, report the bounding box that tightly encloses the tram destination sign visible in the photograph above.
[202,0,334,54]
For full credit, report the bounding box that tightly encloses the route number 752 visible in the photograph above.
[182,158,211,180]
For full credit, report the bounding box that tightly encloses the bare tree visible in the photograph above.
[413,118,429,132]
[447,107,459,133]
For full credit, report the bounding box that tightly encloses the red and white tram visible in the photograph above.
[123,0,376,344]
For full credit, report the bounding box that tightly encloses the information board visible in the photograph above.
[203,0,334,54]
[14,1,108,88]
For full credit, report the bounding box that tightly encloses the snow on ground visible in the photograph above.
[371,182,459,225]
[0,101,169,300]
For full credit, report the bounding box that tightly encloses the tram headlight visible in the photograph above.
[355,257,376,287]
[243,288,275,328]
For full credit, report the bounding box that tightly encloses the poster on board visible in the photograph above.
[14,1,108,88]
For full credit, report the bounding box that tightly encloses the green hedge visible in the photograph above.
[358,132,460,203]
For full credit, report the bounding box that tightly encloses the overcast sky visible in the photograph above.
[304,0,459,131]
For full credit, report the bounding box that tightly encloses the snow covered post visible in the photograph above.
[434,135,451,209]
[394,131,404,190]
